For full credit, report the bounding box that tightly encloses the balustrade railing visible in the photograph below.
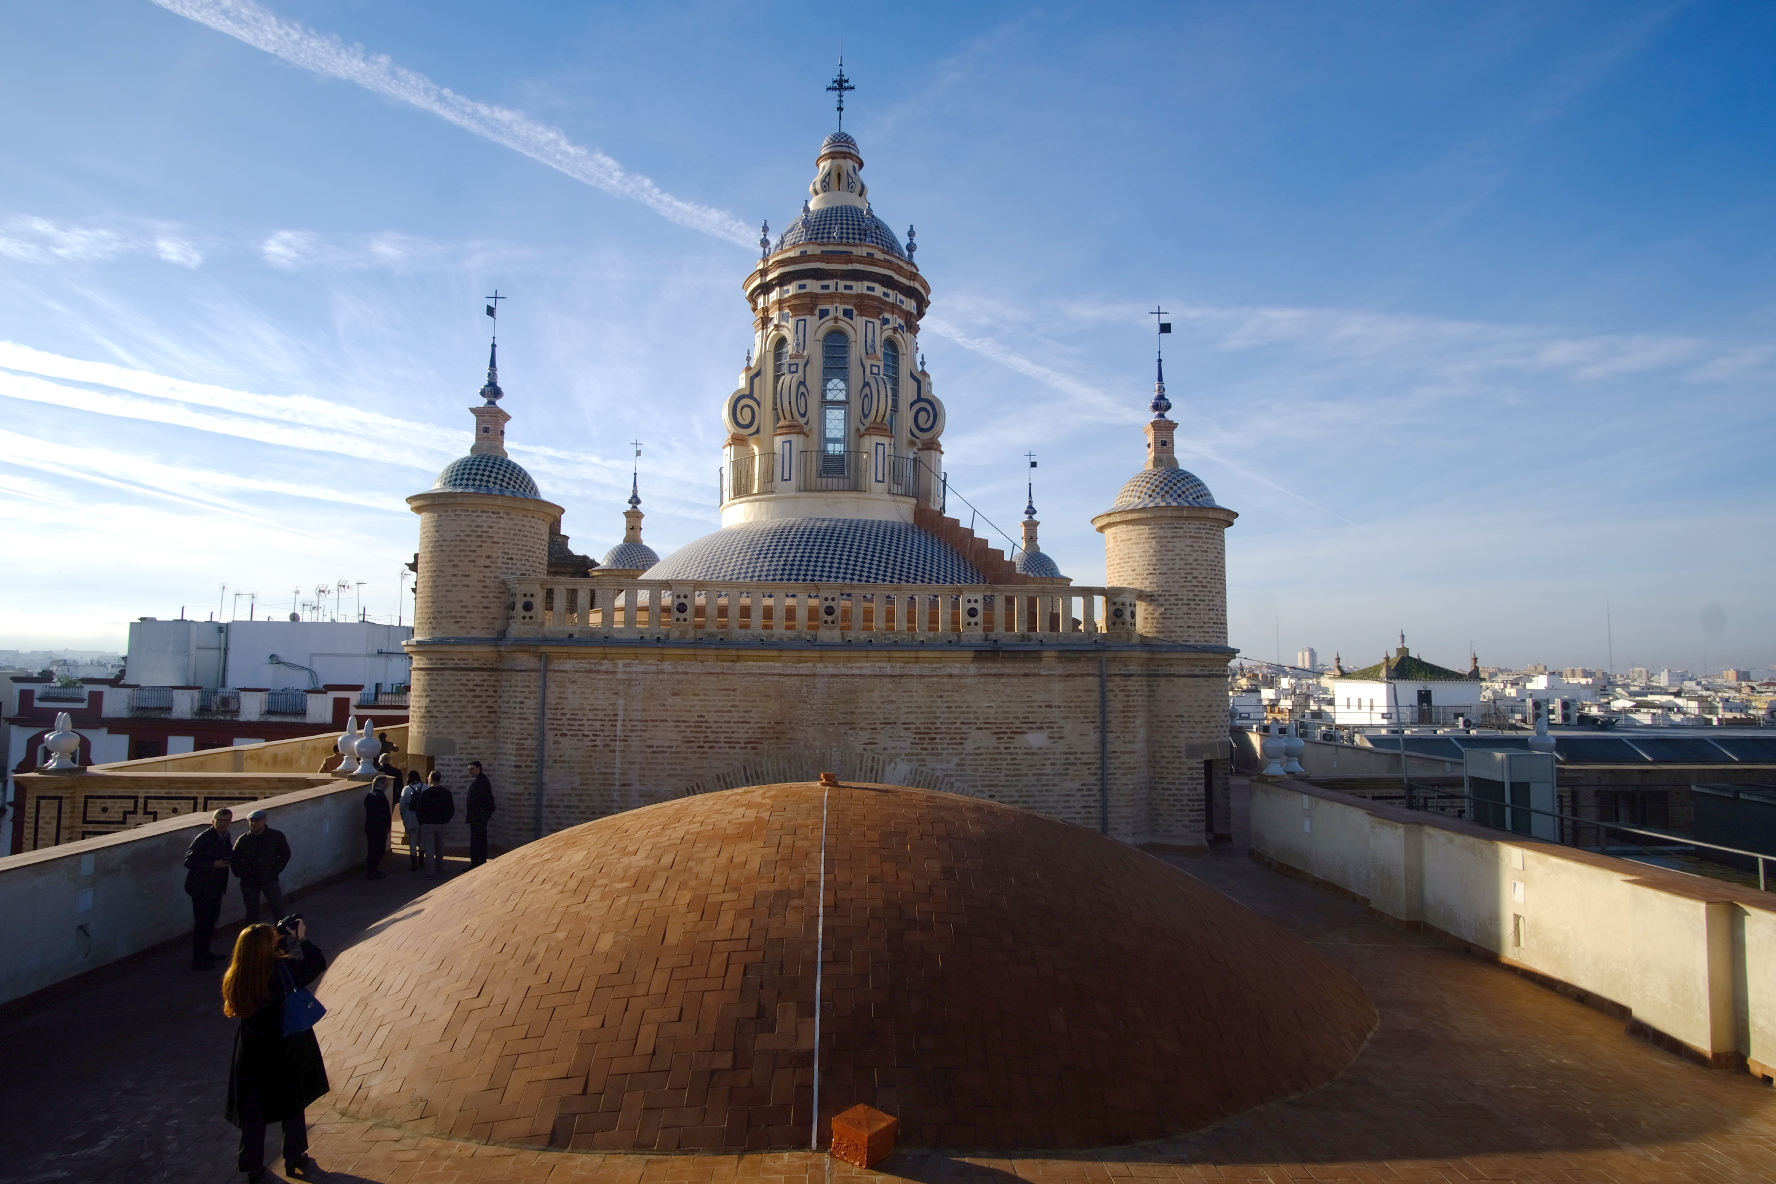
[507,577,1140,644]
[723,451,924,501]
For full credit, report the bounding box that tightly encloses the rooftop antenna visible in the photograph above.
[1149,306,1172,416]
[354,581,368,621]
[826,54,854,131]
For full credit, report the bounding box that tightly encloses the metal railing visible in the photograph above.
[265,690,308,714]
[722,451,925,500]
[800,450,866,492]
[34,686,87,703]
[506,576,1139,645]
[130,686,173,712]
[357,689,409,707]
[1394,785,1771,892]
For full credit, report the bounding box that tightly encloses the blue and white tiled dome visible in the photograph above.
[1014,548,1063,579]
[600,541,661,572]
[822,131,858,152]
[644,518,984,584]
[1109,467,1218,511]
[774,205,907,259]
[432,454,541,499]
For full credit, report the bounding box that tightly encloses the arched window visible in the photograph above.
[882,340,900,442]
[821,332,849,472]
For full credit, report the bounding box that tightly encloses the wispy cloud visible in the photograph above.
[0,215,204,268]
[150,0,756,248]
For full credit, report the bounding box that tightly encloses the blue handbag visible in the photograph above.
[278,961,327,1036]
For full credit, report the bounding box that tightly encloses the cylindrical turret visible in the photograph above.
[1091,366,1236,645]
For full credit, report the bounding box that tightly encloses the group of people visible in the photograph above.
[362,759,496,878]
[179,755,497,1181]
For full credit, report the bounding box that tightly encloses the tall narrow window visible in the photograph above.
[883,340,900,443]
[773,337,787,388]
[822,332,849,474]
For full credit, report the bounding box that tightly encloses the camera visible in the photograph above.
[275,913,304,938]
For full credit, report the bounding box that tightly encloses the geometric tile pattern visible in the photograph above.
[643,518,986,585]
[1109,465,1218,510]
[432,453,542,499]
[1013,547,1062,579]
[598,541,661,572]
[316,781,1375,1152]
[774,205,906,258]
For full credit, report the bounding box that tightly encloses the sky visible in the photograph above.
[1,1,1772,675]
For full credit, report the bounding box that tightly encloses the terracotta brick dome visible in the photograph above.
[317,783,1375,1153]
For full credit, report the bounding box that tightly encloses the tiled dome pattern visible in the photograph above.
[432,453,541,499]
[822,131,858,151]
[644,518,984,584]
[1014,548,1063,579]
[774,205,906,259]
[1110,466,1218,510]
[599,541,660,571]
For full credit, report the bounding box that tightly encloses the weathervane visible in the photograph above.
[1024,451,1039,517]
[629,439,643,508]
[480,290,506,404]
[827,56,855,130]
[1149,305,1172,417]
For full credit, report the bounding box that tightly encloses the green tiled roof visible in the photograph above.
[1339,650,1477,682]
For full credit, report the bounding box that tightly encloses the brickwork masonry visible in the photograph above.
[408,642,1227,850]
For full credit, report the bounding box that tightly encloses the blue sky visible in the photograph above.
[2,1,1771,674]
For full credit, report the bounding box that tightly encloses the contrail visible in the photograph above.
[148,0,756,248]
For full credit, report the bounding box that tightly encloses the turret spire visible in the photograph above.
[480,291,506,404]
[1149,305,1172,418]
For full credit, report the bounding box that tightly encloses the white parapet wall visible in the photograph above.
[1248,777,1776,1080]
[0,778,369,1006]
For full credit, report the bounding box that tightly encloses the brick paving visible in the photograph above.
[317,783,1373,1152]
[2,779,1773,1183]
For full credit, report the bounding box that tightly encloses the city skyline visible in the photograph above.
[1,1,1771,671]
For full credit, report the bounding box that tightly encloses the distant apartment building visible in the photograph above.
[1296,647,1318,671]
[4,617,413,854]
[1723,668,1752,683]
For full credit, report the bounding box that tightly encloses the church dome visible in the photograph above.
[431,453,541,499]
[644,517,983,584]
[599,540,660,571]
[1109,465,1218,511]
[821,130,858,152]
[774,204,907,258]
[1014,547,1063,579]
[315,781,1376,1152]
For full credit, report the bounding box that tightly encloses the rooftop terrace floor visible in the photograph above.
[2,780,1772,1184]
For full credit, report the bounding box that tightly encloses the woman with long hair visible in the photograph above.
[222,920,329,1181]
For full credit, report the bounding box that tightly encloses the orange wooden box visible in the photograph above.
[830,1103,898,1168]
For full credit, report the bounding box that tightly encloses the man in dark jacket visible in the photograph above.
[364,776,393,880]
[465,760,496,868]
[414,772,454,877]
[183,807,235,969]
[232,809,292,922]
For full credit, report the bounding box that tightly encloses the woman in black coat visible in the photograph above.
[222,920,329,1181]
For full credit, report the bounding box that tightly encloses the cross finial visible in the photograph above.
[827,57,855,130]
[1148,305,1173,418]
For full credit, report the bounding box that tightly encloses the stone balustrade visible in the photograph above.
[505,577,1140,643]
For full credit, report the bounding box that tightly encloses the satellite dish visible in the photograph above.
[289,612,301,622]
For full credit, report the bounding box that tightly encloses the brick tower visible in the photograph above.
[405,335,561,803]
[1092,351,1237,645]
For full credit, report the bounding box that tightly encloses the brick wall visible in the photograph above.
[409,493,555,641]
[408,642,1228,850]
[1099,509,1233,646]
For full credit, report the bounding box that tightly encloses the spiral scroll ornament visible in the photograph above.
[725,385,760,436]
[908,387,945,441]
